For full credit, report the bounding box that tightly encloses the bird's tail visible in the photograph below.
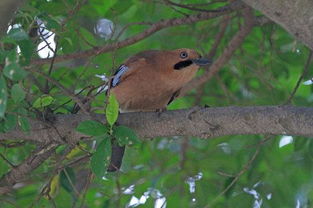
[107,140,125,172]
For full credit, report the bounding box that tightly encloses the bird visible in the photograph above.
[109,48,211,112]
[107,48,211,171]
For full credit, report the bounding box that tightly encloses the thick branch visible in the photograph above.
[1,106,313,143]
[242,0,313,50]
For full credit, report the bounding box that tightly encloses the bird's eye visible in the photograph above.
[180,51,188,59]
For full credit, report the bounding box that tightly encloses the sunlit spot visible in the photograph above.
[218,142,231,154]
[37,34,56,58]
[123,184,135,195]
[279,136,293,148]
[94,18,114,40]
[36,18,56,59]
[243,181,272,208]
[7,24,22,54]
[296,199,300,208]
[303,79,313,85]
[126,188,166,208]
[95,74,109,93]
[243,187,263,208]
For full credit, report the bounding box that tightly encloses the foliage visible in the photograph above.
[0,0,313,207]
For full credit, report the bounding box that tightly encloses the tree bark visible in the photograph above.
[0,0,26,38]
[1,106,313,143]
[242,0,313,50]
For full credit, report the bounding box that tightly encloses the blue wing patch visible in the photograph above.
[111,65,129,87]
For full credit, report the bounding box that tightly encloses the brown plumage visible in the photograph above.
[109,48,211,112]
[106,48,210,172]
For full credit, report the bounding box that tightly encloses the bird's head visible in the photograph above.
[166,48,211,71]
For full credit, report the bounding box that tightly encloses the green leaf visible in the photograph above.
[91,136,112,178]
[60,167,76,193]
[16,104,29,133]
[4,114,17,132]
[0,76,7,118]
[11,84,26,103]
[32,95,54,108]
[0,49,8,64]
[3,28,28,43]
[113,125,140,146]
[19,39,34,65]
[224,177,236,198]
[0,120,4,132]
[3,63,28,81]
[79,27,96,48]
[106,94,119,126]
[76,120,108,136]
[18,116,30,132]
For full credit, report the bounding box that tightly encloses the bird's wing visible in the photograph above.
[111,64,129,87]
[167,89,180,105]
[110,58,147,88]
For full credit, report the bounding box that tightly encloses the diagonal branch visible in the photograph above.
[29,2,245,66]
[0,143,58,194]
[180,8,255,95]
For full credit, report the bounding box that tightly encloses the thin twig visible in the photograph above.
[44,41,59,93]
[284,50,313,104]
[78,170,93,208]
[0,141,25,148]
[207,15,231,59]
[205,144,261,207]
[28,68,90,115]
[164,0,231,13]
[63,168,81,197]
[114,22,153,42]
[0,153,16,167]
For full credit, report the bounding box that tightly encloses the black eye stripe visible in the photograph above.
[174,60,193,70]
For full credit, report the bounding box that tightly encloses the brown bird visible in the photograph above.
[109,48,211,112]
[107,48,211,171]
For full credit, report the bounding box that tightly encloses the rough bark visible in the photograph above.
[1,106,313,143]
[0,0,26,38]
[0,143,58,194]
[242,0,313,50]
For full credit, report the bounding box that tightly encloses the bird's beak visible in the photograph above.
[191,58,212,66]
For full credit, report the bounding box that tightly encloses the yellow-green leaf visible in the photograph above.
[106,94,119,126]
[33,95,54,108]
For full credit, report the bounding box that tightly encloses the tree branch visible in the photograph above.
[29,1,245,66]
[1,106,313,144]
[0,143,58,194]
[180,8,255,95]
[242,0,313,50]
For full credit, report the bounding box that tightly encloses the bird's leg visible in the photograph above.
[156,107,167,117]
